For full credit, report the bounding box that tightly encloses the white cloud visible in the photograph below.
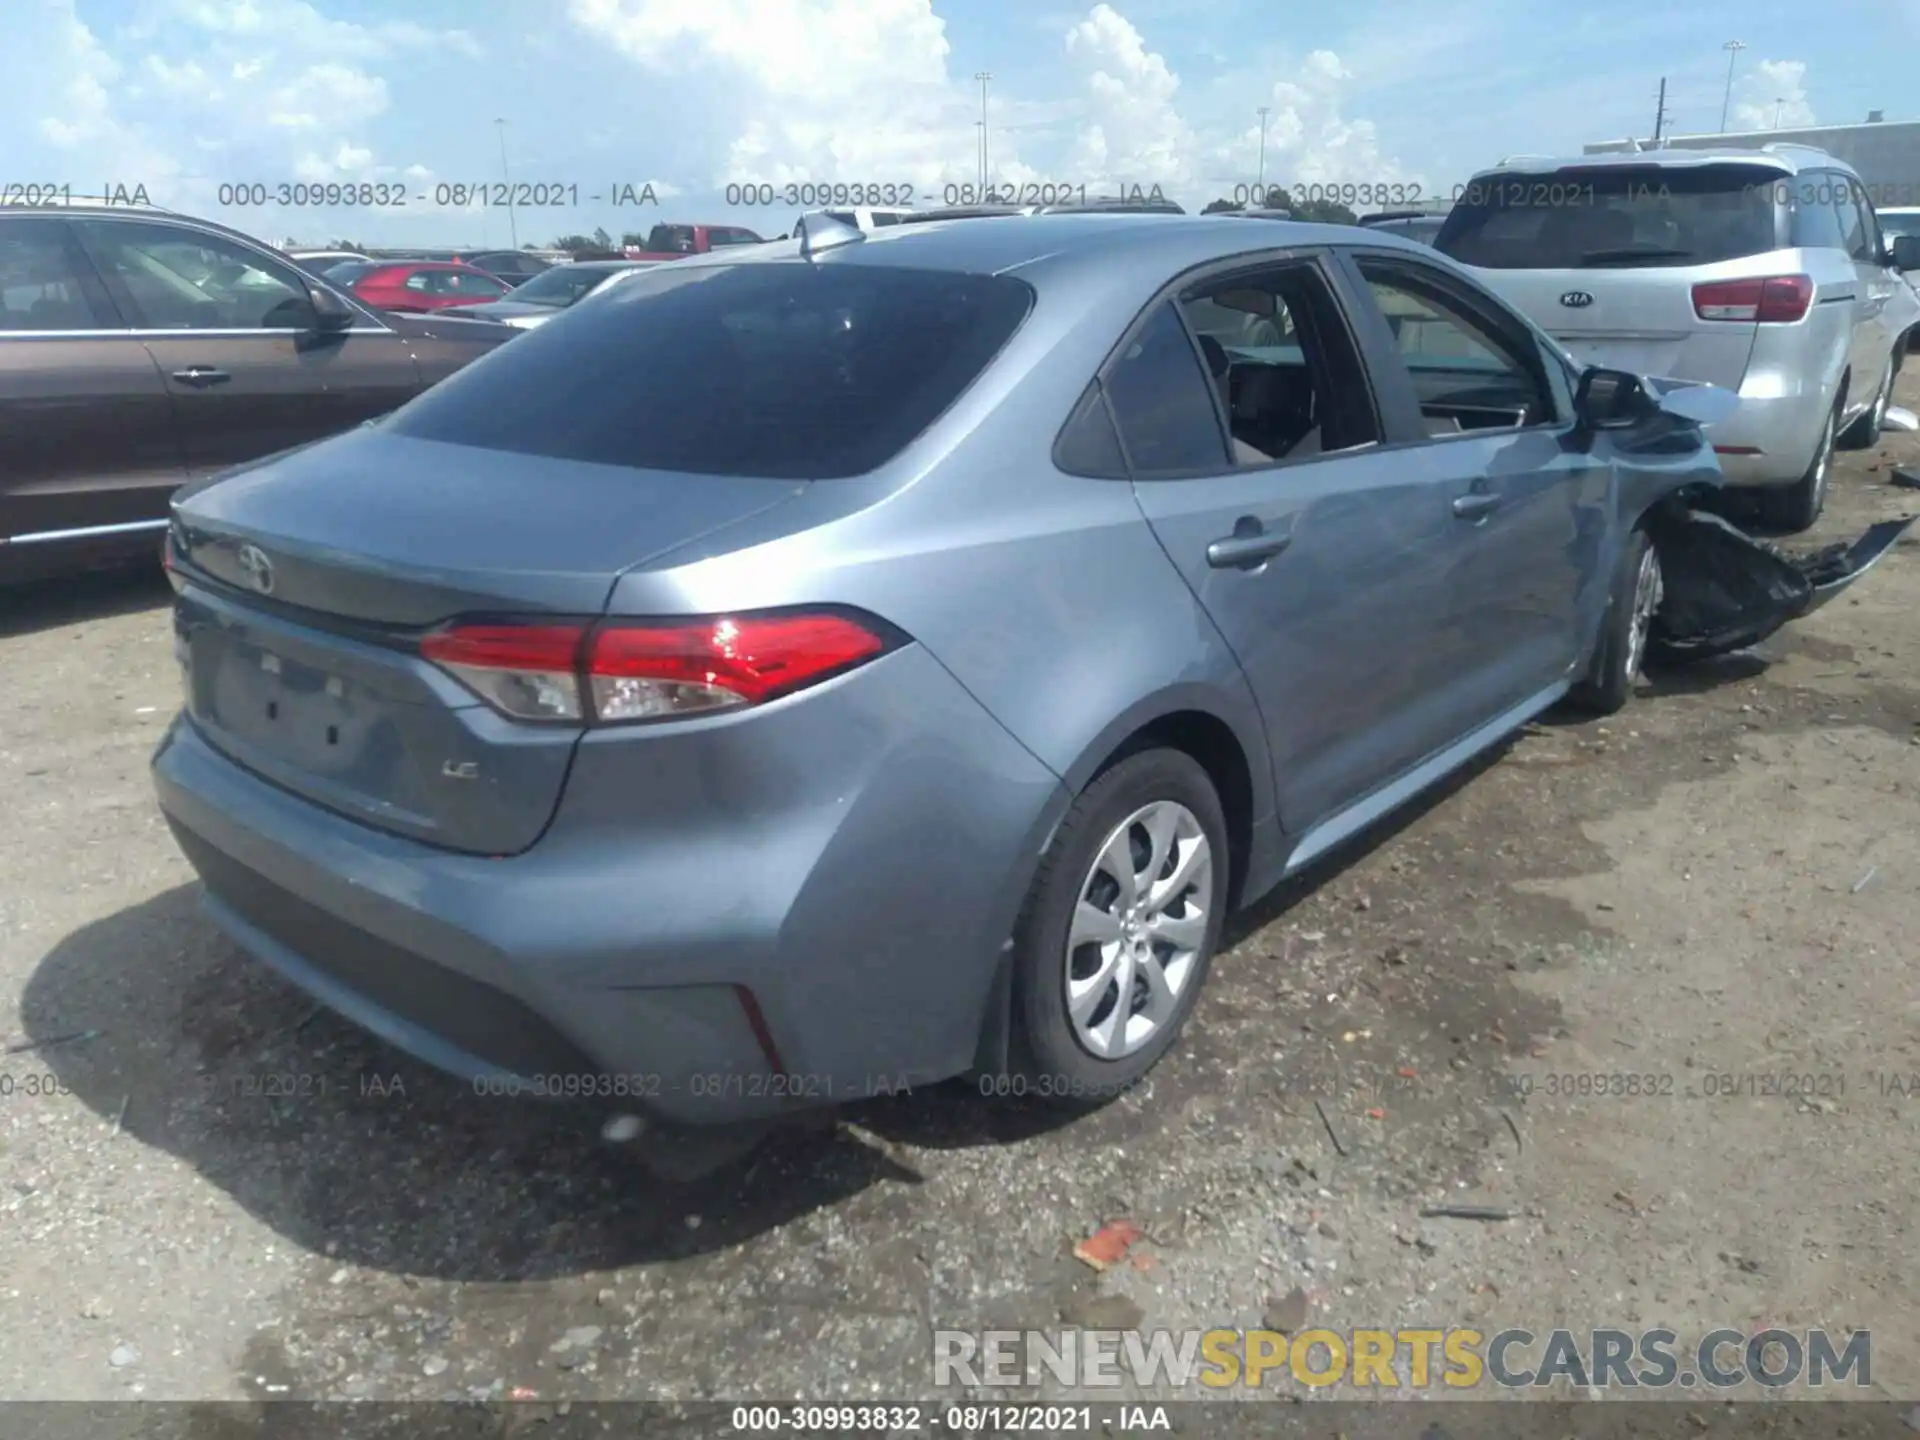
[9,0,477,220]
[568,0,981,191]
[1062,4,1196,190]
[1730,58,1815,132]
[1247,51,1409,195]
[566,0,1409,211]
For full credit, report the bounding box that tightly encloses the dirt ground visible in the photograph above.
[2,382,1917,1414]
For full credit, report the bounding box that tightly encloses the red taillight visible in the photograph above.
[1691,274,1812,323]
[420,612,894,725]
[421,624,587,722]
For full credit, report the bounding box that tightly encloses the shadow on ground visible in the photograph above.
[16,741,1501,1285]
[0,563,171,638]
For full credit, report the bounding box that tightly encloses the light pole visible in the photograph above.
[1773,98,1786,129]
[974,72,993,194]
[494,117,518,248]
[1256,106,1270,201]
[1719,40,1746,133]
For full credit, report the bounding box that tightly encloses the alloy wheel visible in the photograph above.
[1624,543,1664,683]
[1811,411,1834,511]
[1064,800,1213,1060]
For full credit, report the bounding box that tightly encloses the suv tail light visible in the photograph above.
[420,610,898,725]
[1691,275,1813,323]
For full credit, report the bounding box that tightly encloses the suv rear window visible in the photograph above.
[386,262,1035,478]
[1435,164,1783,269]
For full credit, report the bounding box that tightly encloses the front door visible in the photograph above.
[1340,251,1602,726]
[71,217,421,478]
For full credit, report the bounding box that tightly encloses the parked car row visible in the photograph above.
[135,196,1910,1169]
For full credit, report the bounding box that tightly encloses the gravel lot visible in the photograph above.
[3,386,1917,1411]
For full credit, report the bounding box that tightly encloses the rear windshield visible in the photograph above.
[1435,164,1782,269]
[386,262,1035,479]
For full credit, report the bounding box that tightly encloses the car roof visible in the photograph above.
[1469,145,1856,180]
[667,211,1431,282]
[557,259,651,271]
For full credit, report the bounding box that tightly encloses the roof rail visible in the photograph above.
[1496,154,1558,167]
[0,194,175,213]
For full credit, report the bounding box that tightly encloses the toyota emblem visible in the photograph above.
[1559,290,1595,309]
[236,543,275,595]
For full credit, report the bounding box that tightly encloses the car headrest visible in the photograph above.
[1232,365,1285,420]
[1196,332,1230,380]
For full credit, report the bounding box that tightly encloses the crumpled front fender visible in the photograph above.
[1646,506,1916,662]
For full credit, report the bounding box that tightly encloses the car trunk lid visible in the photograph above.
[1470,262,1762,389]
[168,426,803,854]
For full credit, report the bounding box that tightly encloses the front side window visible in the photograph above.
[73,220,315,330]
[1847,180,1883,261]
[441,269,510,295]
[1789,174,1848,249]
[1354,259,1552,432]
[1833,180,1871,261]
[387,262,1035,478]
[0,219,109,330]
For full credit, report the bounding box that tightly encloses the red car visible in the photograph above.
[326,259,513,314]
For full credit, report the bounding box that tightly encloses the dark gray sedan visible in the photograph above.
[152,212,1905,1167]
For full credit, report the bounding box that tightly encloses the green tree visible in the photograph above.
[550,233,596,252]
[1268,187,1359,225]
[1201,198,1243,214]
[592,226,613,249]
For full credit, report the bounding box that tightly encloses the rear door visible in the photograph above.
[1116,255,1467,836]
[72,217,422,478]
[1435,162,1788,387]
[1338,249,1605,727]
[0,215,186,544]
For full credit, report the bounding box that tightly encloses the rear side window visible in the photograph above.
[1435,165,1782,269]
[0,219,109,330]
[1101,302,1230,475]
[387,262,1035,479]
[1789,174,1849,249]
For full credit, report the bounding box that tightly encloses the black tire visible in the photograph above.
[1758,399,1836,533]
[1568,527,1659,716]
[1839,349,1898,450]
[1007,748,1229,1100]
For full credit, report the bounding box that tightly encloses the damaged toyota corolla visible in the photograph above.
[150,214,1912,1166]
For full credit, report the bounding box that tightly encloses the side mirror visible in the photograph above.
[1574,366,1652,429]
[1889,234,1920,272]
[306,283,356,331]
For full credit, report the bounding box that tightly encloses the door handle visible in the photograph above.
[1206,518,1292,570]
[1452,491,1502,520]
[170,367,231,387]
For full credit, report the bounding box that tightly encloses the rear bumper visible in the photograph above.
[152,644,1067,1125]
[1705,385,1832,488]
[1705,325,1845,488]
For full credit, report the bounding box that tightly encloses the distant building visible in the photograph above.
[1585,116,1920,208]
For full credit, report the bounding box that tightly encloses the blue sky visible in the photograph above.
[6,0,1914,247]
